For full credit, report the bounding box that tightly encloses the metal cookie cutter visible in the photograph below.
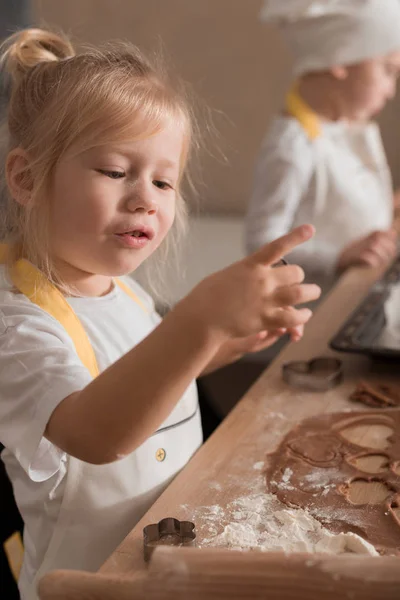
[282,356,343,391]
[143,517,196,562]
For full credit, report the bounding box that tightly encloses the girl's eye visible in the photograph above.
[153,180,172,190]
[98,169,125,179]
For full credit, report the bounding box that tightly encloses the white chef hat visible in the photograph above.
[260,0,400,76]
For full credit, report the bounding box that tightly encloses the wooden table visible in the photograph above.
[100,266,399,577]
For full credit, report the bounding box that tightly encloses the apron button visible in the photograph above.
[156,448,166,462]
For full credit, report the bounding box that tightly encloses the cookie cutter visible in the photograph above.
[143,517,196,562]
[282,356,343,391]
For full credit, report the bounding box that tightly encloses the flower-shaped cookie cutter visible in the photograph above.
[143,517,196,562]
[282,356,343,391]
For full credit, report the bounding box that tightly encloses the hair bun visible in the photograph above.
[1,28,75,86]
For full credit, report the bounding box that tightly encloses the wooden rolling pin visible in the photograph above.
[39,546,400,600]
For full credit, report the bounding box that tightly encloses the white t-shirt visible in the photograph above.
[245,116,393,291]
[0,267,202,599]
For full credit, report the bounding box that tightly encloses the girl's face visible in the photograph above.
[335,50,400,121]
[48,120,184,295]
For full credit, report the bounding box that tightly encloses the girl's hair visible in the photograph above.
[0,28,196,298]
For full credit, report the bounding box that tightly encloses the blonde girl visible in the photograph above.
[0,29,320,599]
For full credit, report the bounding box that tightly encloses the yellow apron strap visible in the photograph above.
[0,244,148,378]
[4,531,24,582]
[0,245,99,378]
[285,83,321,141]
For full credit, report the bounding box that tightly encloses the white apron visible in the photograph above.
[0,247,202,600]
[28,387,201,598]
[285,87,393,291]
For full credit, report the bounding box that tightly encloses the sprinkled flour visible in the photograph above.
[200,492,378,555]
[187,465,378,557]
[252,462,264,471]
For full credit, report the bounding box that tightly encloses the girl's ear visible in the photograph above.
[6,148,34,206]
[330,65,349,80]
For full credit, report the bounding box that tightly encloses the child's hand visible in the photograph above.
[202,320,306,375]
[201,328,287,375]
[337,229,398,273]
[287,322,304,342]
[179,225,321,345]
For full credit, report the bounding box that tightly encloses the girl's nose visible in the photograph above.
[125,181,157,214]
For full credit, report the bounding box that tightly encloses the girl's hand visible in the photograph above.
[287,323,304,342]
[337,229,397,273]
[201,328,287,375]
[202,322,306,375]
[178,225,321,345]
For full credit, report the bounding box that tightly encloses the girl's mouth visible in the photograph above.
[115,228,154,248]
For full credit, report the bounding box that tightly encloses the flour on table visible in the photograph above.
[252,462,264,471]
[192,468,378,556]
[200,493,377,555]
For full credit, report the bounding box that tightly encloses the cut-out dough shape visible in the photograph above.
[343,479,393,505]
[347,454,389,474]
[266,411,400,555]
[350,380,400,408]
[339,424,394,450]
[288,435,338,466]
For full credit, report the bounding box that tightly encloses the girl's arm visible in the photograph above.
[45,226,320,464]
[46,306,221,464]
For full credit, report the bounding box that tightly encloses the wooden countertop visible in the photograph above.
[100,265,398,577]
